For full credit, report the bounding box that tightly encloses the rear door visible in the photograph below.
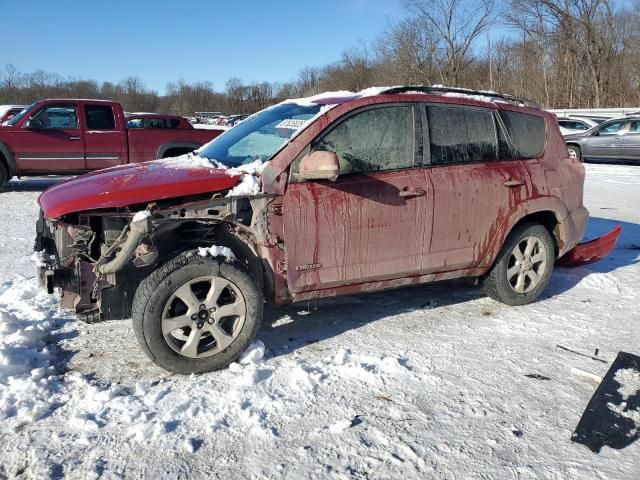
[583,120,628,160]
[621,120,640,162]
[83,103,126,169]
[421,104,529,271]
[14,102,85,172]
[283,104,431,293]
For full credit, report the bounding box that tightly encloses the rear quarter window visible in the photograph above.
[499,110,545,159]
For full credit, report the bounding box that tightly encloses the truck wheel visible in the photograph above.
[482,223,555,306]
[132,251,263,374]
[0,163,8,189]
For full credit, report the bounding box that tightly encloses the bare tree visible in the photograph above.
[404,0,496,86]
[1,1,638,115]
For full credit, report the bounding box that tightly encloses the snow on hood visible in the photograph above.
[155,151,223,170]
[225,159,268,197]
[157,153,267,198]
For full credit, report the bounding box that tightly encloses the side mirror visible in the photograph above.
[591,130,599,137]
[297,150,340,181]
[23,118,41,129]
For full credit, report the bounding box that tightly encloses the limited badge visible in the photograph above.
[295,263,322,271]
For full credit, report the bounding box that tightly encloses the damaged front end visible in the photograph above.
[34,209,158,321]
[34,193,277,323]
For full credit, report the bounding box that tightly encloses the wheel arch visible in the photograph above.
[155,220,267,295]
[509,211,560,255]
[566,142,582,157]
[156,142,201,159]
[476,202,568,275]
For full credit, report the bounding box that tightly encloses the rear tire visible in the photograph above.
[567,145,582,161]
[132,250,263,374]
[483,223,555,306]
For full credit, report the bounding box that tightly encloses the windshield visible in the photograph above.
[5,102,36,126]
[198,103,322,167]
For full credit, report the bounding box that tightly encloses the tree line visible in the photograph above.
[1,0,638,116]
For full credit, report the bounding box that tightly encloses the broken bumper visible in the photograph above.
[557,225,621,267]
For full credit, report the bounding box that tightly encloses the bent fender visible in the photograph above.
[557,225,621,267]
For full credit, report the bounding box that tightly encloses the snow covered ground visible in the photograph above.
[0,165,639,479]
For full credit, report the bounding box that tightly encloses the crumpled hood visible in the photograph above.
[38,160,242,219]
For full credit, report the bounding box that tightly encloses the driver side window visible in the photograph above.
[30,104,78,130]
[313,106,415,175]
[598,121,627,135]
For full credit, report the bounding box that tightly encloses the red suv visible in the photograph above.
[35,86,588,374]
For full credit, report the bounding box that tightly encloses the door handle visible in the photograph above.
[504,179,525,188]
[68,135,82,141]
[398,187,426,198]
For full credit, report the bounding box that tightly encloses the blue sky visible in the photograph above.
[2,0,405,93]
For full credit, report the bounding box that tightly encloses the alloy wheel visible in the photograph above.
[161,275,246,358]
[506,236,548,294]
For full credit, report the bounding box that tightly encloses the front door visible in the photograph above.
[283,104,431,293]
[622,120,640,162]
[14,102,85,172]
[583,120,628,160]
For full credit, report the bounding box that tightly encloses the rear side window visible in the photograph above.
[427,105,497,164]
[499,110,545,159]
[147,118,166,128]
[85,105,115,130]
[127,118,143,128]
[314,105,415,174]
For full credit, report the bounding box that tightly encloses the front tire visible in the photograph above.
[132,251,263,374]
[567,145,582,161]
[483,223,555,306]
[0,163,8,190]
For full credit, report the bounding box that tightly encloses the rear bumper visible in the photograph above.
[557,206,589,257]
[557,225,621,267]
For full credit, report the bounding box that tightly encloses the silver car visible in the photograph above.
[557,117,599,136]
[565,117,640,164]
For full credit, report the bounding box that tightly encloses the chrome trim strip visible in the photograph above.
[19,157,85,161]
[86,156,119,160]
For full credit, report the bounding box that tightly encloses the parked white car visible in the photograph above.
[557,117,599,136]
[0,105,25,125]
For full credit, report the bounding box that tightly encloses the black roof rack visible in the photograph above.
[382,86,539,108]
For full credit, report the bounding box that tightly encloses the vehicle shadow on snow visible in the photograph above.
[261,215,640,359]
[547,216,640,297]
[261,279,484,359]
[2,177,67,192]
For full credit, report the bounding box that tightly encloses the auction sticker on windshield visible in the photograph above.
[275,119,308,130]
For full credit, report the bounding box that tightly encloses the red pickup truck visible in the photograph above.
[0,99,224,186]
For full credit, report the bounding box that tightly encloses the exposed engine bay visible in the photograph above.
[35,192,277,322]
